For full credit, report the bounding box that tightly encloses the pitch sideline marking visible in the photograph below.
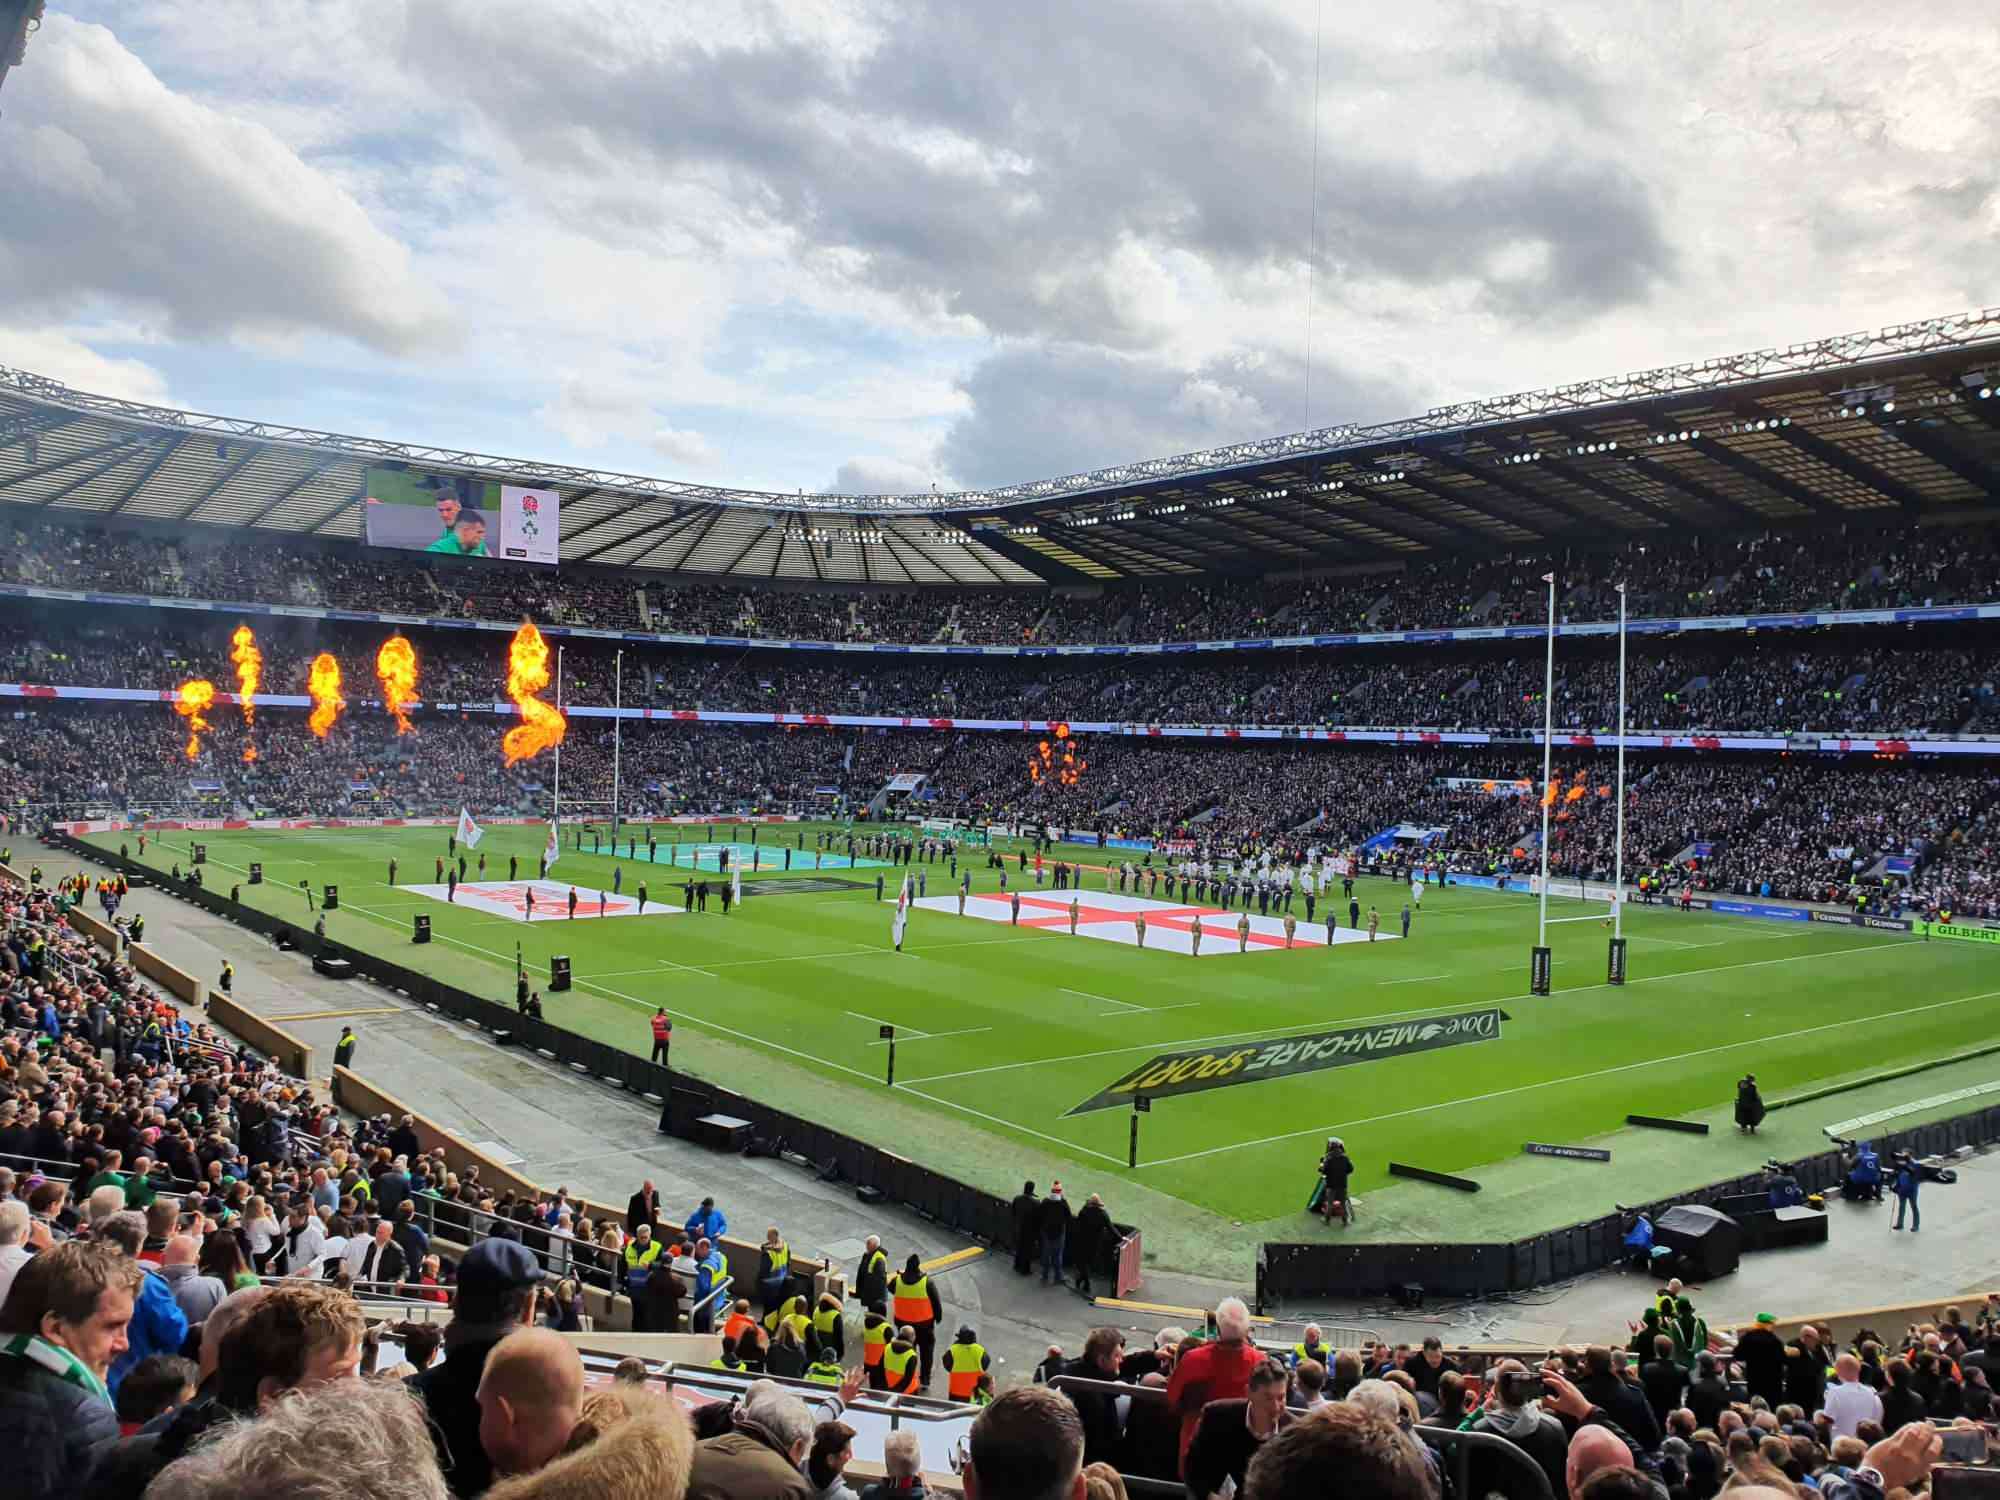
[847,1009,930,1038]
[1135,983,2000,1171]
[1062,987,1142,1013]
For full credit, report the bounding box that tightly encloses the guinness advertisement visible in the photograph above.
[1065,1006,1503,1116]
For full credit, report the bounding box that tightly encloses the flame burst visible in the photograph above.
[175,680,216,761]
[376,635,419,734]
[230,625,262,761]
[307,653,347,738]
[501,620,566,766]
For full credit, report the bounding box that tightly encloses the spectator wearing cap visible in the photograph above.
[1735,1313,1788,1408]
[408,1237,550,1499]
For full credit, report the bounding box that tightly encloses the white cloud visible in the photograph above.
[0,16,454,355]
[0,326,171,403]
[651,426,721,469]
[828,457,950,495]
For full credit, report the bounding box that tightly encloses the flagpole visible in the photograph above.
[552,644,563,839]
[612,649,623,840]
[1534,570,1556,994]
[1613,583,1628,941]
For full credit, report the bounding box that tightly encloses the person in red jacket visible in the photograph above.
[1165,1296,1264,1475]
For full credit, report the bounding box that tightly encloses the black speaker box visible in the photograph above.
[312,954,355,980]
[856,1184,887,1204]
[549,954,571,992]
[1654,1203,1741,1279]
[413,913,432,944]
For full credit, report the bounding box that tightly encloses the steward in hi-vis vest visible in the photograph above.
[943,1325,991,1401]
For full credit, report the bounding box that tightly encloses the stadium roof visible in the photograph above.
[2,306,1997,586]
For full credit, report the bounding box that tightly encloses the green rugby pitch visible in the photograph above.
[87,822,1999,1234]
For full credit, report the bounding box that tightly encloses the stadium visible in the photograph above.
[3,6,1998,1499]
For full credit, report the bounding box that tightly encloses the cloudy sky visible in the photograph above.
[2,2,1994,498]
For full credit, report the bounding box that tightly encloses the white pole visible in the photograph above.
[553,644,563,836]
[1613,584,1628,940]
[1538,571,1556,952]
[612,649,623,839]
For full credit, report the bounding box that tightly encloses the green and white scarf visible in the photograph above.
[2,1332,110,1405]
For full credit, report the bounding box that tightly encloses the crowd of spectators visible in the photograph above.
[1031,1287,1991,1500]
[5,517,1998,648]
[4,604,1999,740]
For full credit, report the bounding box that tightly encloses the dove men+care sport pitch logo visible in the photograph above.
[1064,1006,1504,1115]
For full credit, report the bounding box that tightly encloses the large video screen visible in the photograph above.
[363,466,560,565]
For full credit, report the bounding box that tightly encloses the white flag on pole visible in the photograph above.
[892,874,910,950]
[543,819,559,873]
[731,864,742,906]
[455,806,484,849]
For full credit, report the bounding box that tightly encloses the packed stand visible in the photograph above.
[6,516,2000,648]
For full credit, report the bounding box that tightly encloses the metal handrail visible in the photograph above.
[689,1275,734,1320]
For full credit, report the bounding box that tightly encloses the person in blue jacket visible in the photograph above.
[1891,1153,1920,1232]
[684,1195,727,1244]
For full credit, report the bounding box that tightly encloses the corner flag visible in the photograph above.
[543,819,559,874]
[456,806,484,849]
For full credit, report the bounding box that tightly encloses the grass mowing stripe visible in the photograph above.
[1136,983,2000,1170]
[901,936,1916,1086]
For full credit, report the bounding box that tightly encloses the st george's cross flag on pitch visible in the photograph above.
[543,820,559,873]
[892,874,910,950]
[455,806,484,849]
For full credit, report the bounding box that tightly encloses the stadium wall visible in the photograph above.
[207,988,313,1079]
[1258,1105,2000,1305]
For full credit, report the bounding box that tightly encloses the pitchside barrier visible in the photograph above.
[1258,1104,2000,1306]
[51,830,1145,1298]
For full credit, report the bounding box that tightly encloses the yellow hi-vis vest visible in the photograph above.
[812,1305,841,1347]
[805,1359,844,1385]
[764,1294,805,1335]
[882,1343,919,1392]
[944,1340,988,1400]
[764,1241,790,1277]
[889,1273,933,1326]
[862,1317,889,1367]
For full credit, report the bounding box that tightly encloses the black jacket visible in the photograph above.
[1057,1359,1123,1468]
[1073,1203,1115,1266]
[0,1354,121,1500]
[1010,1192,1039,1246]
[1687,1373,1730,1430]
[408,1332,508,1498]
[1036,1195,1073,1239]
[1640,1359,1685,1425]
[1578,1371,1661,1451]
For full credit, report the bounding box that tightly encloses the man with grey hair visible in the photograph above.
[143,1374,448,1500]
[85,1183,126,1233]
[688,1380,816,1500]
[97,1209,188,1397]
[964,1386,1086,1500]
[1167,1297,1262,1472]
[0,1198,51,1308]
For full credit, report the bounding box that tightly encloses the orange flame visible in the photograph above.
[174,680,216,760]
[501,621,566,765]
[376,635,419,734]
[307,653,346,738]
[230,625,262,761]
